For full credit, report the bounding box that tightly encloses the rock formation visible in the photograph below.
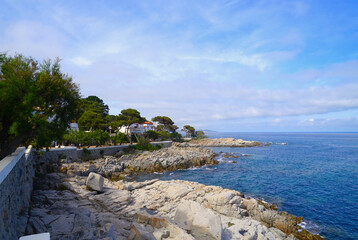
[65,145,218,178]
[178,138,261,147]
[26,169,324,240]
[24,141,323,240]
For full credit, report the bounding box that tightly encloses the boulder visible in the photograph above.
[128,222,156,240]
[174,200,222,240]
[86,172,104,192]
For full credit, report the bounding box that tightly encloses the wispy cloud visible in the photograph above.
[1,0,358,131]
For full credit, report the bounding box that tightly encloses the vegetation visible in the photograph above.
[132,136,161,151]
[152,116,178,133]
[144,130,159,140]
[182,125,196,138]
[0,52,204,158]
[118,108,146,142]
[63,129,110,147]
[111,132,129,145]
[0,53,80,159]
[195,130,208,139]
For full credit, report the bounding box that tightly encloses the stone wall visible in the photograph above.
[0,146,35,240]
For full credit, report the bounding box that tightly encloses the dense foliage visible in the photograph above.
[0,53,80,159]
[195,131,208,139]
[132,136,161,151]
[152,116,178,133]
[183,125,196,137]
[0,53,205,157]
[63,130,110,147]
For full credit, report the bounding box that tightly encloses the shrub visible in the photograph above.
[132,136,161,151]
[111,132,129,145]
[144,130,159,140]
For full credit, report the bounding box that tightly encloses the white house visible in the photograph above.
[69,122,79,132]
[118,122,156,135]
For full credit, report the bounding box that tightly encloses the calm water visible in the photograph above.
[134,132,358,239]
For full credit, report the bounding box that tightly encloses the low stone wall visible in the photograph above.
[0,146,35,240]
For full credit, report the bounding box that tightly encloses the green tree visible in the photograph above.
[195,131,208,139]
[78,110,106,131]
[111,132,129,145]
[151,116,178,133]
[76,95,109,130]
[144,130,159,140]
[182,125,196,138]
[85,95,109,115]
[118,108,146,142]
[91,129,110,146]
[0,54,80,159]
[106,114,121,131]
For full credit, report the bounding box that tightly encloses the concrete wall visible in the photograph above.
[0,146,35,240]
[0,141,172,239]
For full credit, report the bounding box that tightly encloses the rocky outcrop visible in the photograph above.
[26,168,325,240]
[178,138,262,147]
[174,200,222,240]
[65,145,218,177]
[119,146,217,173]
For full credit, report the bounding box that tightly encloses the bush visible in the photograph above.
[170,132,183,142]
[63,129,110,146]
[132,136,161,151]
[144,130,159,140]
[111,132,129,145]
[91,129,110,146]
[157,131,170,140]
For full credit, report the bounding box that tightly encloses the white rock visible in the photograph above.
[174,200,222,240]
[86,172,104,192]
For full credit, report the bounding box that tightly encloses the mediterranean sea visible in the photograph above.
[134,132,358,240]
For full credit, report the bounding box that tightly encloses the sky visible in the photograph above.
[1,0,358,132]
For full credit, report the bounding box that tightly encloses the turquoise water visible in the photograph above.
[134,133,358,239]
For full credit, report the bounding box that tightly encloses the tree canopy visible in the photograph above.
[0,53,80,159]
[183,125,196,137]
[76,95,109,130]
[151,116,178,133]
[118,108,146,127]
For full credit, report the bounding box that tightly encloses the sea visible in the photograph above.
[133,132,358,240]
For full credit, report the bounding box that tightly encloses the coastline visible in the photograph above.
[26,138,323,239]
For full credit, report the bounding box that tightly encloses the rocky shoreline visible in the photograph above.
[25,140,323,240]
[65,144,218,178]
[181,138,262,147]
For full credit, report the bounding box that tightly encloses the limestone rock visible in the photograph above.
[86,172,104,192]
[176,138,261,147]
[128,222,156,240]
[174,200,222,240]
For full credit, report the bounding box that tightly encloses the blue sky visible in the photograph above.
[1,0,358,132]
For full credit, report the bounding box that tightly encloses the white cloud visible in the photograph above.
[0,20,66,59]
[70,57,93,66]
